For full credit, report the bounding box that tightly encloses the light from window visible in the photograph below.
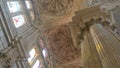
[28,48,36,62]
[25,1,32,9]
[42,49,47,58]
[32,60,40,68]
[12,15,26,28]
[7,1,21,13]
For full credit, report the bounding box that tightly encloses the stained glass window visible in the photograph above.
[30,11,35,20]
[42,49,47,58]
[28,48,36,62]
[25,1,32,9]
[32,60,40,68]
[7,1,22,13]
[12,15,26,28]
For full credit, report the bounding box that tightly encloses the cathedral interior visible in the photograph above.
[0,0,120,68]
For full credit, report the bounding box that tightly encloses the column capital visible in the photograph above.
[72,5,109,23]
[69,5,111,46]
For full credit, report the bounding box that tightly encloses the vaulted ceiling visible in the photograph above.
[33,0,84,25]
[40,0,74,16]
[43,25,80,63]
[33,0,87,67]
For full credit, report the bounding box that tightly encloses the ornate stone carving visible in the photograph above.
[40,0,74,16]
[69,5,111,47]
[43,25,80,64]
[69,4,120,68]
[111,6,120,35]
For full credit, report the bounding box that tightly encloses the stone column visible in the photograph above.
[69,5,120,68]
[90,24,120,68]
[81,33,103,68]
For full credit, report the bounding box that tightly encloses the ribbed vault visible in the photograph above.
[39,0,74,16]
[43,25,80,64]
[32,0,86,67]
[33,0,84,24]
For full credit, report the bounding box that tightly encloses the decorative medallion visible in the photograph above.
[40,0,74,16]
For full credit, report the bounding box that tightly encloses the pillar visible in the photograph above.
[81,32,103,68]
[90,24,120,68]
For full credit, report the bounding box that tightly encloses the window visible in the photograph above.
[32,60,40,68]
[25,1,32,9]
[28,48,36,62]
[42,49,47,58]
[12,15,26,28]
[38,39,44,48]
[30,11,35,20]
[7,1,22,13]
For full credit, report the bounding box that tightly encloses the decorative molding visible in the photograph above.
[69,5,111,47]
